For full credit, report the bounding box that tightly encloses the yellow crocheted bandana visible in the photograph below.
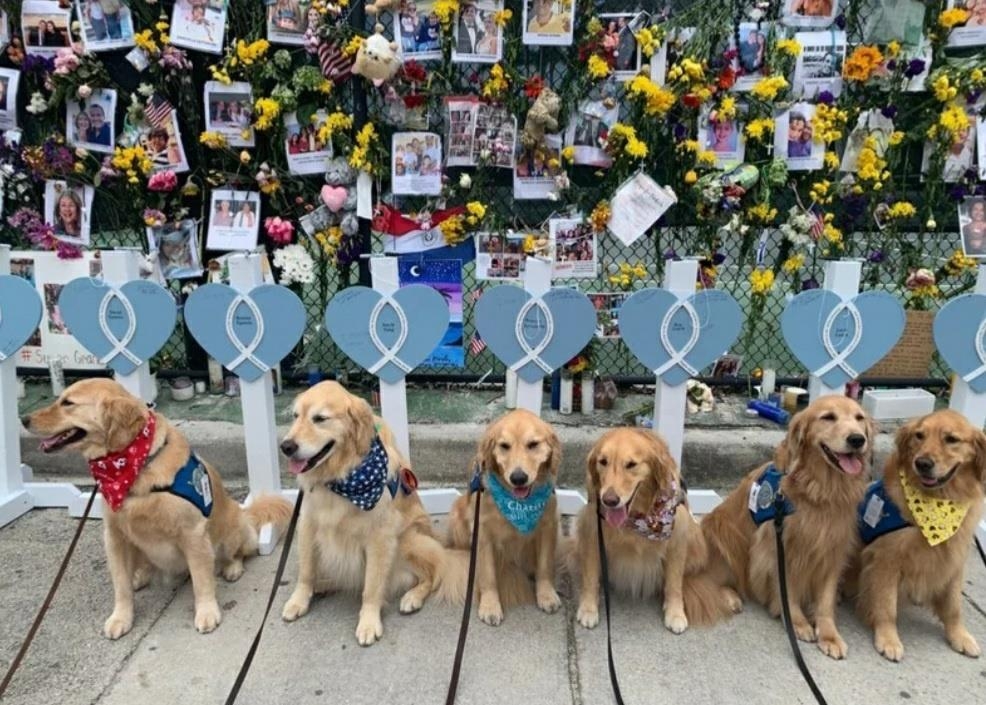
[899,468,970,547]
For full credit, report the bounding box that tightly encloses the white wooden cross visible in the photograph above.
[807,258,862,402]
[101,249,158,404]
[514,257,552,415]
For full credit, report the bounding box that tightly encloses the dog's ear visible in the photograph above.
[478,418,500,475]
[775,409,808,469]
[864,413,879,469]
[894,419,918,454]
[645,431,679,493]
[585,440,600,496]
[103,396,149,451]
[542,425,561,480]
[346,395,376,454]
[972,429,986,485]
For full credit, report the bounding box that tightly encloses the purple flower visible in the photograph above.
[802,277,820,291]
[949,185,968,201]
[886,60,897,72]
[904,59,926,78]
[22,54,54,76]
[968,89,983,105]
[673,123,688,140]
[867,250,885,263]
[817,90,834,105]
[712,252,726,265]
[834,14,846,29]
[881,105,898,119]
[664,249,678,260]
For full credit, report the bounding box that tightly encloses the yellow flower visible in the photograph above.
[625,75,675,116]
[481,63,510,99]
[809,179,832,204]
[843,45,884,82]
[856,135,887,182]
[438,215,466,245]
[589,201,611,232]
[945,250,978,275]
[465,201,487,225]
[134,29,159,55]
[209,65,232,84]
[935,104,972,144]
[493,8,512,26]
[253,98,281,131]
[342,35,364,57]
[715,95,737,121]
[587,55,611,80]
[750,268,775,296]
[887,201,916,219]
[775,38,801,57]
[939,8,971,29]
[824,151,840,170]
[111,145,154,176]
[750,76,789,101]
[235,38,270,66]
[823,222,843,244]
[680,58,705,82]
[634,27,659,57]
[888,130,904,146]
[317,111,354,144]
[684,170,698,184]
[746,203,777,224]
[782,254,804,274]
[696,150,716,166]
[433,0,460,27]
[744,118,775,142]
[607,123,648,160]
[886,40,901,58]
[933,74,958,102]
[812,103,848,143]
[561,145,575,162]
[679,139,700,153]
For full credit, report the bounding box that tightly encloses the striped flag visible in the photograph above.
[374,204,469,255]
[810,210,825,241]
[319,40,352,84]
[144,94,174,128]
[467,286,483,304]
[469,331,487,355]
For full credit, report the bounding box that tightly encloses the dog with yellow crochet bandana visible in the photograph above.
[852,409,986,662]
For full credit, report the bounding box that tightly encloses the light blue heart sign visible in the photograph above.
[58,279,177,375]
[934,294,986,393]
[0,275,42,361]
[781,289,905,388]
[475,286,595,384]
[619,289,743,386]
[184,283,306,383]
[325,285,450,384]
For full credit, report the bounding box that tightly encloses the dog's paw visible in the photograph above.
[355,614,384,646]
[478,596,504,626]
[576,602,599,629]
[723,588,743,614]
[281,593,311,622]
[194,601,222,634]
[664,611,688,635]
[536,586,562,614]
[817,632,848,660]
[103,611,133,640]
[947,627,981,658]
[221,559,245,583]
[794,620,817,643]
[399,589,425,615]
[875,630,904,662]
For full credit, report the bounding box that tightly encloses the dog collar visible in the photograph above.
[485,471,554,535]
[88,413,156,512]
[326,436,393,511]
[898,467,969,546]
[625,479,684,542]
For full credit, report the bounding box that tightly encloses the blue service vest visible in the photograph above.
[748,465,796,526]
[153,453,214,517]
[858,480,910,545]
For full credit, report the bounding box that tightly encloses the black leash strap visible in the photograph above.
[773,494,828,705]
[975,535,986,570]
[0,488,98,698]
[596,501,626,705]
[224,489,304,705]
[444,485,482,705]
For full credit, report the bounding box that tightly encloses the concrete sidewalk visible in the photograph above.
[1,502,985,705]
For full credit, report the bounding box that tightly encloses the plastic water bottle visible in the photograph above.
[747,399,790,425]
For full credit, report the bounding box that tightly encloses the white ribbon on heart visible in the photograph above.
[652,298,701,378]
[0,300,6,362]
[510,296,555,375]
[812,299,862,381]
[97,287,142,368]
[225,294,270,375]
[960,316,986,384]
[367,294,413,376]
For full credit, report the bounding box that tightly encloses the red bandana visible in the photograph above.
[88,413,156,511]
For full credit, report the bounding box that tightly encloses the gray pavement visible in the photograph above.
[2,501,986,705]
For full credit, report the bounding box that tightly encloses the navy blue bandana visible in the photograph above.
[485,471,554,535]
[327,437,391,511]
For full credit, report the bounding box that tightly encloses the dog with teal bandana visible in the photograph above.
[447,409,563,626]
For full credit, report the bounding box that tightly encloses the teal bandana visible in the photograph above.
[484,471,554,535]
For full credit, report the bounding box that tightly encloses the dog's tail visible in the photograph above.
[431,548,535,608]
[243,494,294,537]
[682,571,742,626]
[700,508,750,596]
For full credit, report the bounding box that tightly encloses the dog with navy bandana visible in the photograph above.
[279,381,469,646]
[446,409,563,626]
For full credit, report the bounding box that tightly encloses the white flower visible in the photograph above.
[137,83,155,98]
[272,244,316,286]
[459,173,472,189]
[26,92,48,114]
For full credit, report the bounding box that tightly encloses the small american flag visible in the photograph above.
[810,210,825,241]
[467,287,483,304]
[144,94,174,128]
[469,332,487,355]
[319,41,352,84]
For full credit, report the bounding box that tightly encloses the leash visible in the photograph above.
[444,482,482,705]
[596,499,627,705]
[0,487,98,698]
[772,494,829,705]
[975,536,986,570]
[224,489,304,705]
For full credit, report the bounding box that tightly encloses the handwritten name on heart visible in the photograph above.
[781,289,904,388]
[325,285,449,384]
[184,283,306,382]
[934,294,986,393]
[618,288,743,386]
[58,279,177,375]
[475,287,595,383]
[0,275,43,361]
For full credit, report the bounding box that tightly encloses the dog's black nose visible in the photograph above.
[20,415,31,430]
[601,491,621,508]
[280,439,298,457]
[914,456,935,475]
[846,433,866,450]
[509,469,528,487]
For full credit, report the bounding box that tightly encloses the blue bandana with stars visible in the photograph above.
[485,471,554,535]
[328,437,392,511]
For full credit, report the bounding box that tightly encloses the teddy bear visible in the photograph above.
[351,24,400,87]
[365,0,395,15]
[521,87,561,151]
[321,157,359,237]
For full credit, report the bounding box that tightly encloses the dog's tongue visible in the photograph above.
[511,485,532,499]
[287,458,308,475]
[603,505,628,528]
[836,453,863,476]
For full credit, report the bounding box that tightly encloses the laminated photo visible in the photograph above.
[66,88,116,154]
[567,99,619,168]
[475,231,526,280]
[840,109,893,172]
[522,0,573,46]
[266,0,316,46]
[0,11,9,50]
[860,0,925,46]
[75,0,136,52]
[170,0,227,55]
[589,293,628,339]
[395,0,442,62]
[392,131,443,195]
[22,0,71,56]
[652,27,694,86]
[446,96,479,167]
[978,115,986,180]
[550,219,597,280]
[946,0,986,47]
[775,103,824,171]
[0,68,20,131]
[600,12,648,80]
[452,0,503,64]
[782,0,838,28]
[702,108,746,169]
[960,198,986,257]
[147,219,202,280]
[139,94,189,173]
[398,258,464,368]
[206,189,262,251]
[44,180,94,247]
[204,80,255,148]
[731,22,769,91]
[284,110,334,175]
[921,116,976,183]
[513,136,562,200]
[792,31,846,99]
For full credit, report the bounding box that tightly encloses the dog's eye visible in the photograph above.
[915,431,925,441]
[820,412,836,421]
[626,460,638,469]
[313,415,328,423]
[60,399,74,407]
[598,457,608,467]
[526,440,539,450]
[855,414,864,421]
[945,434,960,444]
[498,442,511,451]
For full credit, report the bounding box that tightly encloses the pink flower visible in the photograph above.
[53,48,80,76]
[76,84,92,99]
[906,268,936,289]
[143,208,166,227]
[264,216,295,245]
[148,170,178,192]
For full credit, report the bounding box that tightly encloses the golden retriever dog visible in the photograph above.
[571,428,740,633]
[852,410,985,661]
[23,378,292,638]
[699,395,874,659]
[278,381,466,646]
[446,409,562,626]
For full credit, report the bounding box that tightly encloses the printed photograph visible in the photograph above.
[75,0,136,52]
[206,189,262,251]
[978,115,986,180]
[266,0,314,45]
[44,180,94,247]
[703,109,745,168]
[446,97,478,165]
[139,94,189,172]
[392,131,443,195]
[550,218,597,279]
[600,12,648,78]
[170,0,227,54]
[960,198,986,257]
[589,293,628,339]
[568,99,618,168]
[147,219,202,280]
[775,103,824,171]
[652,26,694,86]
[731,22,769,90]
[44,283,69,335]
[9,258,42,347]
[398,259,464,367]
[452,0,503,63]
[395,0,442,61]
[522,0,573,46]
[792,30,846,98]
[841,109,893,172]
[22,0,71,55]
[472,104,515,167]
[922,115,976,183]
[475,231,526,280]
[782,0,838,27]
[204,81,255,147]
[513,136,562,200]
[712,353,743,378]
[284,110,334,175]
[860,0,925,45]
[0,68,19,131]
[0,12,10,51]
[947,0,986,47]
[66,88,116,154]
